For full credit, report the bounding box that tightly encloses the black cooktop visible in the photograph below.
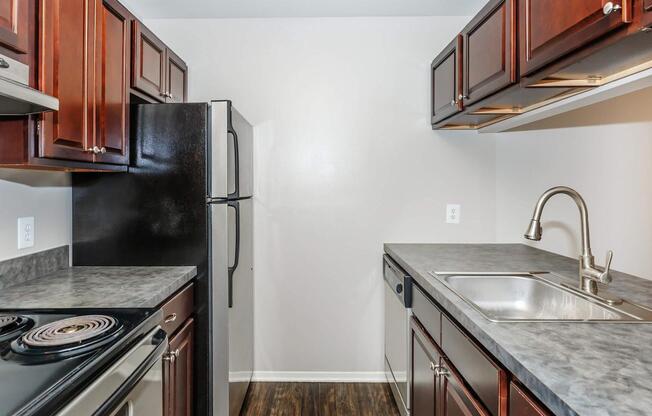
[0,308,159,416]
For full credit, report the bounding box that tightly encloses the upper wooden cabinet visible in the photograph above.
[462,0,516,106]
[0,0,189,171]
[431,36,462,124]
[39,0,95,163]
[132,21,166,101]
[94,0,130,165]
[132,20,187,103]
[166,48,188,103]
[0,0,28,56]
[519,0,632,76]
[39,0,130,165]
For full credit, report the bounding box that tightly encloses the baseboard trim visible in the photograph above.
[252,371,387,383]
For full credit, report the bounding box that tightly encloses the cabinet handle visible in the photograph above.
[450,99,457,107]
[458,94,469,101]
[163,348,180,362]
[435,366,450,378]
[86,146,101,154]
[99,147,107,154]
[603,2,622,15]
[164,313,177,323]
[0,58,9,69]
[429,361,437,371]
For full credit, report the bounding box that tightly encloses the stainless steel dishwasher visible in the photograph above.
[383,255,412,416]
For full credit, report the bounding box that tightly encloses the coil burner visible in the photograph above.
[0,315,33,342]
[12,315,122,359]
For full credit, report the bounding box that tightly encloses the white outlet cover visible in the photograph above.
[446,204,461,224]
[17,217,35,249]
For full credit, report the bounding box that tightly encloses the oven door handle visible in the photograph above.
[92,328,168,416]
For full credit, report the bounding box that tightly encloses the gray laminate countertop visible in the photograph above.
[0,266,197,309]
[383,243,652,416]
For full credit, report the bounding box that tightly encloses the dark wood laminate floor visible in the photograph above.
[240,382,401,416]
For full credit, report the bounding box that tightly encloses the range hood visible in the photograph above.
[0,54,58,115]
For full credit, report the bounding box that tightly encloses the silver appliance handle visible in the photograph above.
[55,327,168,416]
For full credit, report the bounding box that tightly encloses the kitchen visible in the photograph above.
[0,0,651,415]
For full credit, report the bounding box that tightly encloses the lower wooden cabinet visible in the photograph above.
[164,317,194,416]
[509,383,551,416]
[411,318,490,416]
[439,357,489,416]
[410,284,548,416]
[411,318,441,416]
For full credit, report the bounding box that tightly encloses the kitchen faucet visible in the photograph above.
[524,186,615,298]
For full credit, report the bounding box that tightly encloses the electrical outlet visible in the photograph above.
[17,217,35,249]
[446,204,461,224]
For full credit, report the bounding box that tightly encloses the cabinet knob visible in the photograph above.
[163,348,180,362]
[603,2,622,15]
[99,147,107,154]
[458,94,469,101]
[86,146,101,154]
[435,366,450,377]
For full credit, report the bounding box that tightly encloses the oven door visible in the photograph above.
[56,327,168,416]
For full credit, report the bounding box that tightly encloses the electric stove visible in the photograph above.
[0,308,163,416]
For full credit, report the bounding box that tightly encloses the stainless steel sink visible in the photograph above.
[429,272,652,322]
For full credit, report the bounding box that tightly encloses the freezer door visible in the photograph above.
[210,101,254,199]
[210,202,230,416]
[228,198,254,416]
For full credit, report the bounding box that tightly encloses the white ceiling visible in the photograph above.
[121,0,485,19]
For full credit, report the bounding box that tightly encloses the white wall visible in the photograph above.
[147,17,497,379]
[495,87,652,279]
[0,170,71,262]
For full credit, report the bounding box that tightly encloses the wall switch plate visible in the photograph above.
[17,217,35,249]
[446,204,461,224]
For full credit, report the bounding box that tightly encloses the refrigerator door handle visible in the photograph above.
[228,200,241,308]
[227,127,240,199]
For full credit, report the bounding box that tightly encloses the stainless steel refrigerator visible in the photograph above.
[72,100,254,416]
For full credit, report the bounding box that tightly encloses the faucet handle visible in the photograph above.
[600,250,614,283]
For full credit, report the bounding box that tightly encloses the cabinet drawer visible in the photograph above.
[509,382,550,416]
[441,316,506,416]
[160,283,194,336]
[411,285,441,345]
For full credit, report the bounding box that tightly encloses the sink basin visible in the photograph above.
[429,272,652,322]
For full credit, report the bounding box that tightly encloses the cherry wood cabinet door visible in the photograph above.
[94,0,130,165]
[132,20,166,102]
[439,358,491,416]
[0,0,28,55]
[519,0,632,76]
[462,0,516,106]
[411,318,441,416]
[165,48,187,103]
[166,318,195,416]
[38,0,94,162]
[431,36,462,125]
[646,0,652,10]
[509,383,551,416]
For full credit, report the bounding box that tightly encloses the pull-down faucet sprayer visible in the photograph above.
[524,186,614,297]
